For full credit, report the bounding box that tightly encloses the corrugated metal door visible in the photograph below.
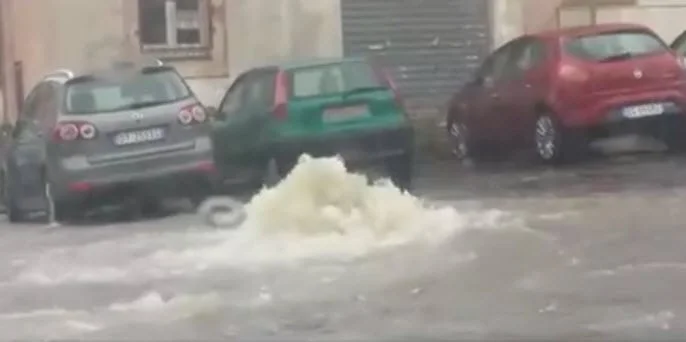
[341,0,491,117]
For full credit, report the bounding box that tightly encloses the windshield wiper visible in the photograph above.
[599,52,633,63]
[342,86,388,98]
[118,100,175,111]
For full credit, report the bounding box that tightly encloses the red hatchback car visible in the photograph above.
[446,23,686,164]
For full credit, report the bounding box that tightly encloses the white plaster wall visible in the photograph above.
[559,7,592,28]
[225,0,342,77]
[189,0,344,106]
[13,0,127,93]
[491,0,525,49]
[596,5,686,43]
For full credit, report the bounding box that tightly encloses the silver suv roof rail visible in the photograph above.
[110,57,163,70]
[141,57,163,67]
[44,69,75,80]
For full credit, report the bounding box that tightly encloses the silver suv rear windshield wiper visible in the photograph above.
[599,52,634,63]
[116,100,175,111]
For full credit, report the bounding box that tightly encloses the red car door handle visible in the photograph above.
[490,93,500,98]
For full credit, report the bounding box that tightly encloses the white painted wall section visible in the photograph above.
[491,0,525,49]
[597,5,686,42]
[225,0,342,77]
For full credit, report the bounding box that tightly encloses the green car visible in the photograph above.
[209,57,415,190]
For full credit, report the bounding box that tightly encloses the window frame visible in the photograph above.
[479,45,512,87]
[501,37,547,81]
[218,68,277,117]
[14,82,49,141]
[137,0,213,60]
[217,73,251,117]
[243,70,277,113]
[471,40,516,88]
[671,30,686,55]
[563,29,668,62]
[36,81,61,127]
[288,61,383,99]
[21,83,48,120]
[62,69,194,115]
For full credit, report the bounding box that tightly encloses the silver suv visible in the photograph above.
[1,60,218,222]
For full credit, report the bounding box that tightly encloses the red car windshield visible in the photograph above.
[564,30,667,62]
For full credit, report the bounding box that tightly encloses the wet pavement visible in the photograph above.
[2,145,686,339]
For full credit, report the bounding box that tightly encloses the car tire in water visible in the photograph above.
[44,178,71,223]
[385,152,413,192]
[251,156,298,191]
[43,171,79,223]
[138,196,164,216]
[5,170,64,224]
[4,170,27,223]
[533,113,587,165]
[188,177,220,212]
[661,118,686,153]
[6,192,22,223]
[447,118,504,163]
[448,119,471,163]
[665,136,686,153]
[260,158,282,188]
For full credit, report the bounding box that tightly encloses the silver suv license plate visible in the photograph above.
[114,128,165,146]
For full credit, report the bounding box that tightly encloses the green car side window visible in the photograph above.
[670,31,686,56]
[219,78,249,117]
[244,72,276,114]
[676,40,686,56]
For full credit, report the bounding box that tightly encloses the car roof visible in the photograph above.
[252,56,369,72]
[533,23,654,39]
[42,57,166,84]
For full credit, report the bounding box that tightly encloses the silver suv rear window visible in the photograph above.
[64,69,192,114]
[564,30,667,62]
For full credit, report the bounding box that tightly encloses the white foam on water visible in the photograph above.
[107,291,222,317]
[153,155,476,268]
[0,308,83,320]
[63,320,102,332]
[587,310,675,332]
[13,155,518,285]
[0,308,103,340]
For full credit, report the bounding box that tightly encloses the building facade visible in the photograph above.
[0,0,685,124]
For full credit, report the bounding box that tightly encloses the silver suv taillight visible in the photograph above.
[52,121,98,142]
[178,104,207,125]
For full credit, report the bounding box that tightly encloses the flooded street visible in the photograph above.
[2,153,686,340]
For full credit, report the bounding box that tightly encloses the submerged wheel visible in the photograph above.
[44,174,78,223]
[45,179,73,223]
[6,188,22,223]
[534,115,559,162]
[4,169,43,223]
[385,152,413,191]
[534,113,587,164]
[3,170,21,223]
[448,120,470,161]
[43,181,55,223]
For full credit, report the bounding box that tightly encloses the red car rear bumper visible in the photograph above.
[555,86,686,128]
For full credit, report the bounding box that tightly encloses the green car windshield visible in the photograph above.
[289,61,388,99]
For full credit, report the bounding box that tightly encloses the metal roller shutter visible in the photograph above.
[341,0,491,117]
